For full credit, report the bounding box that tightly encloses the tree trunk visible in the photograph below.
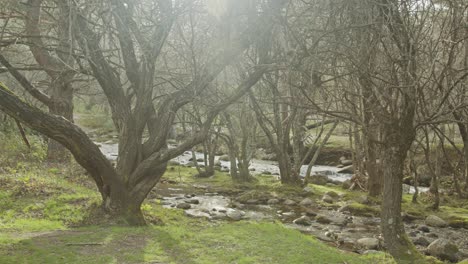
[381,147,424,263]
[47,78,74,162]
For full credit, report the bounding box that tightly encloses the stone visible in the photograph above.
[413,236,430,247]
[226,210,243,221]
[356,237,380,250]
[176,203,191,209]
[426,238,459,262]
[322,194,334,204]
[299,198,313,206]
[283,199,296,206]
[342,180,352,190]
[262,171,272,175]
[408,231,419,237]
[310,174,329,185]
[184,209,211,219]
[362,250,380,255]
[246,199,259,205]
[325,191,339,198]
[304,209,318,217]
[186,199,200,204]
[303,186,314,194]
[316,215,332,224]
[168,160,180,166]
[418,225,430,233]
[249,168,256,171]
[356,195,370,205]
[293,216,312,226]
[282,211,295,217]
[267,198,280,205]
[425,215,448,228]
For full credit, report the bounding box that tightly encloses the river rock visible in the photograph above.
[413,236,430,247]
[283,199,296,206]
[262,171,272,175]
[303,209,318,217]
[226,210,243,221]
[310,174,329,185]
[342,180,352,190]
[267,198,280,205]
[322,194,334,204]
[186,199,200,204]
[426,238,459,262]
[176,203,191,209]
[246,199,259,205]
[316,215,332,224]
[293,216,312,226]
[299,198,313,206]
[356,195,370,205]
[325,191,339,199]
[185,209,211,219]
[356,237,380,250]
[303,186,314,194]
[425,215,448,227]
[418,225,430,233]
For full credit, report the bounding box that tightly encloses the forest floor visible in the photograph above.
[0,129,467,263]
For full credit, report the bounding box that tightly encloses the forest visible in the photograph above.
[0,0,467,263]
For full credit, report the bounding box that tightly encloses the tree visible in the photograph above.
[0,0,284,225]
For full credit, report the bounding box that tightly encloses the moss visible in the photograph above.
[342,203,380,217]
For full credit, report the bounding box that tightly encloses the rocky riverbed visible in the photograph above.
[149,181,468,263]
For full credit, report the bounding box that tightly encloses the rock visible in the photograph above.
[226,210,243,221]
[418,225,430,233]
[342,180,352,190]
[246,199,259,205]
[401,212,420,222]
[303,186,314,194]
[413,236,430,247]
[267,198,280,205]
[249,168,256,171]
[362,250,380,255]
[282,211,295,217]
[176,203,191,209]
[219,155,229,161]
[356,195,370,205]
[184,209,211,219]
[340,159,353,166]
[283,199,296,206]
[316,215,332,224]
[322,194,334,204]
[337,165,353,174]
[299,198,313,206]
[425,215,448,228]
[426,238,459,262]
[214,165,222,171]
[185,161,195,167]
[303,209,318,217]
[325,191,339,198]
[310,174,329,185]
[356,237,380,250]
[402,184,412,194]
[408,231,419,237]
[427,233,438,238]
[186,199,200,204]
[293,216,312,226]
[262,171,272,175]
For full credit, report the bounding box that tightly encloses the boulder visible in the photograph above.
[176,203,191,209]
[356,237,380,250]
[283,199,296,206]
[413,236,430,247]
[316,215,332,224]
[303,209,318,217]
[425,215,448,228]
[418,225,430,233]
[185,209,211,219]
[303,186,314,194]
[322,194,334,204]
[226,210,243,221]
[267,198,280,205]
[293,216,312,226]
[186,199,200,204]
[325,191,339,199]
[426,238,459,262]
[310,174,329,185]
[341,180,352,190]
[299,198,313,206]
